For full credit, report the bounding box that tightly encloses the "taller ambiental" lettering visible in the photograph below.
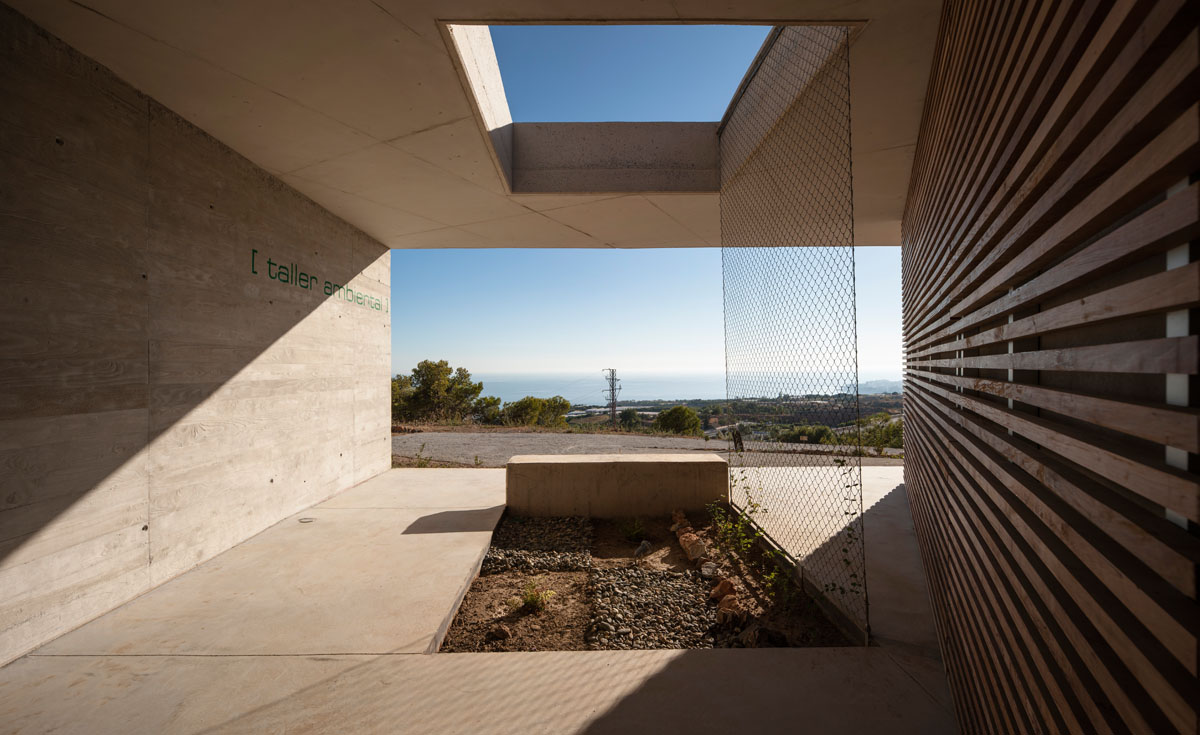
[250,248,388,313]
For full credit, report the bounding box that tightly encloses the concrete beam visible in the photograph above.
[513,122,719,193]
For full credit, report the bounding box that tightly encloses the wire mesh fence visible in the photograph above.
[719,25,866,637]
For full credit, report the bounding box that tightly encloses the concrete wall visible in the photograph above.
[0,5,391,665]
[512,123,719,193]
[506,454,728,517]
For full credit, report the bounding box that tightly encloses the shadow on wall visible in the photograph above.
[0,5,390,664]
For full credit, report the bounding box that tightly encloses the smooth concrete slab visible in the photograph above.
[0,648,956,735]
[37,470,505,657]
[0,467,955,734]
[319,467,506,509]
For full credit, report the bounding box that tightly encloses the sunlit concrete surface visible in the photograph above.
[506,453,728,516]
[729,468,944,663]
[34,470,505,657]
[730,465,907,581]
[0,467,954,734]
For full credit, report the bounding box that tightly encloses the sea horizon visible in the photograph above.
[472,372,726,405]
[465,372,903,405]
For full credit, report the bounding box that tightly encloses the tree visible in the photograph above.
[619,408,640,430]
[392,360,483,422]
[858,413,903,452]
[777,424,835,444]
[407,359,483,421]
[391,374,414,423]
[653,405,703,436]
[539,396,571,427]
[503,396,546,426]
[471,395,502,425]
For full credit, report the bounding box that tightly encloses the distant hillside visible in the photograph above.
[853,379,903,394]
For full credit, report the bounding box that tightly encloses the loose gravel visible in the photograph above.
[453,513,818,652]
[587,567,719,650]
[490,516,592,552]
[480,548,592,574]
[481,515,594,575]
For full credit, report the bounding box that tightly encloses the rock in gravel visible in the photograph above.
[700,562,718,578]
[709,578,735,601]
[678,532,706,561]
[717,594,747,625]
[486,624,512,641]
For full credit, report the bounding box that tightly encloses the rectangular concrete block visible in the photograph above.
[505,454,728,518]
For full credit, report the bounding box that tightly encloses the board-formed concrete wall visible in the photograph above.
[0,5,391,665]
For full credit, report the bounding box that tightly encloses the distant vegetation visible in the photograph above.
[391,361,903,449]
[768,411,903,453]
[652,405,703,436]
[392,360,569,427]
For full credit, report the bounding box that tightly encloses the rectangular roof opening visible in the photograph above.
[490,24,773,122]
[446,23,773,194]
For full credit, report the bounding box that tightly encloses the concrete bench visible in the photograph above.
[505,453,728,517]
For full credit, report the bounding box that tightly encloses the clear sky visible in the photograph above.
[489,24,772,121]
[389,246,901,381]
[389,25,902,383]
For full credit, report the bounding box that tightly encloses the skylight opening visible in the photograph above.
[488,25,773,123]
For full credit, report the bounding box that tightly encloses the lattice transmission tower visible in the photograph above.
[602,369,620,427]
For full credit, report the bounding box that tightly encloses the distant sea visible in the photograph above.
[471,373,902,405]
[473,373,725,405]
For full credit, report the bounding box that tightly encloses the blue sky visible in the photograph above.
[389,25,902,382]
[489,24,771,121]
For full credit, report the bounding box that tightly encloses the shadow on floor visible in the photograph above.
[402,506,506,535]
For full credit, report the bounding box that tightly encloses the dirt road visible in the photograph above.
[391,431,903,468]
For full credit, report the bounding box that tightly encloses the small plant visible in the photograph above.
[414,443,430,468]
[619,517,647,543]
[474,455,483,467]
[758,547,795,603]
[508,578,556,614]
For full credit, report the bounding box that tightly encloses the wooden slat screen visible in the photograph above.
[901,1,1200,733]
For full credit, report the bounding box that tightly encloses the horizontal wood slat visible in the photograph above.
[902,1,1200,733]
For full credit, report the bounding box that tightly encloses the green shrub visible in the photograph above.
[653,405,703,436]
[508,578,556,614]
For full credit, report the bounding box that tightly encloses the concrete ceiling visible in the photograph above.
[8,1,942,248]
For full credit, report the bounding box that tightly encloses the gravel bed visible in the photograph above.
[587,567,719,650]
[481,515,594,574]
[480,548,592,574]
[490,516,593,552]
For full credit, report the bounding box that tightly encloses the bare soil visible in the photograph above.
[590,517,691,572]
[441,509,849,653]
[439,571,590,653]
[390,454,475,469]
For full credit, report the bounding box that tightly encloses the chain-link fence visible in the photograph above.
[719,25,866,639]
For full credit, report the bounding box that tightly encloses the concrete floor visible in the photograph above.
[0,467,955,734]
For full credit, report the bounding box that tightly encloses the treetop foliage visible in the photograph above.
[392,360,570,427]
[653,405,703,436]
